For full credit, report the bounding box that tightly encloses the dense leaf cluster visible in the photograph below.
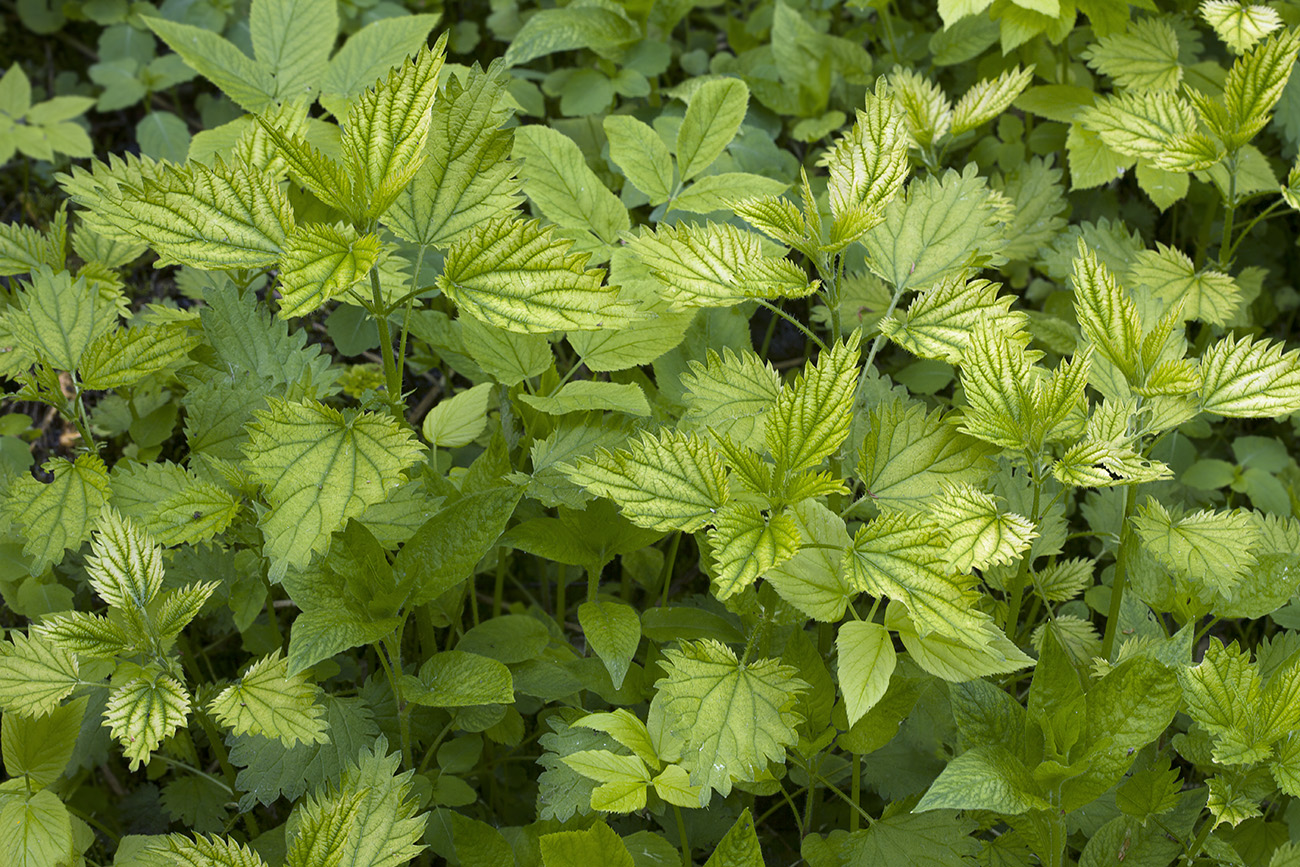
[5,0,1300,865]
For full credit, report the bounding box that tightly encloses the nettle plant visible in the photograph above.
[4,0,1300,864]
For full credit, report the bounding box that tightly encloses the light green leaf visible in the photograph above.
[241,398,425,579]
[825,811,980,867]
[110,460,240,547]
[285,788,362,867]
[578,601,641,689]
[143,17,276,112]
[837,621,895,727]
[0,632,80,717]
[1066,122,1136,189]
[1051,440,1174,488]
[563,429,729,533]
[676,78,749,181]
[110,157,296,269]
[401,651,514,707]
[513,124,629,245]
[340,41,446,218]
[823,81,910,233]
[1222,29,1300,146]
[1082,18,1182,91]
[105,670,191,770]
[928,484,1036,572]
[520,381,651,417]
[385,62,520,249]
[1,695,85,788]
[844,510,987,640]
[766,499,856,622]
[951,65,1035,133]
[1199,333,1300,417]
[707,503,801,599]
[276,223,381,319]
[83,507,164,619]
[1071,240,1142,383]
[1078,90,1198,163]
[681,348,781,452]
[626,221,817,309]
[422,382,494,448]
[325,741,426,867]
[603,114,674,206]
[703,809,763,867]
[460,315,552,386]
[862,164,1007,292]
[0,221,52,276]
[915,745,1050,814]
[890,68,952,149]
[857,397,998,513]
[670,173,789,215]
[438,217,635,333]
[0,789,74,867]
[574,709,658,767]
[2,454,111,575]
[210,650,327,746]
[1178,639,1263,762]
[651,764,702,808]
[657,639,806,803]
[1133,500,1260,597]
[250,0,337,99]
[539,822,635,867]
[319,14,441,117]
[503,3,639,67]
[1201,0,1283,53]
[768,332,860,475]
[879,274,1024,363]
[79,321,201,390]
[3,266,117,374]
[1126,243,1241,325]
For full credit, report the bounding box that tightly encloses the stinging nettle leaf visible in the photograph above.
[276,223,381,319]
[105,669,191,771]
[210,650,328,747]
[438,217,636,333]
[1222,29,1300,146]
[1201,0,1283,53]
[681,348,782,452]
[0,632,80,717]
[2,453,111,576]
[951,65,1035,134]
[880,274,1024,363]
[768,331,861,475]
[1132,499,1261,598]
[707,503,801,599]
[1081,18,1182,91]
[1199,333,1300,417]
[928,483,1036,573]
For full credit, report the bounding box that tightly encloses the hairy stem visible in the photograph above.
[1100,481,1141,660]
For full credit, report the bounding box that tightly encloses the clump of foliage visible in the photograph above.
[4,0,1300,864]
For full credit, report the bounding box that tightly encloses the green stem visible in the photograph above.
[754,298,828,353]
[1182,816,1214,864]
[1223,198,1287,264]
[369,263,403,414]
[587,563,601,603]
[775,780,805,836]
[659,532,681,606]
[556,564,568,627]
[378,634,414,770]
[1218,154,1238,267]
[849,754,861,832]
[1003,461,1042,636]
[1100,482,1141,660]
[1046,790,1065,867]
[672,804,692,867]
[493,549,507,619]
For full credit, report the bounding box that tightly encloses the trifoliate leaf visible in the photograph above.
[604,115,674,206]
[1222,29,1300,147]
[857,397,997,513]
[1133,500,1260,597]
[563,429,729,533]
[79,321,201,390]
[438,217,634,333]
[110,157,295,269]
[768,332,860,475]
[241,398,425,579]
[513,124,630,244]
[656,639,806,803]
[837,621,896,727]
[625,222,817,309]
[1071,240,1142,383]
[0,789,74,867]
[1202,0,1283,53]
[1078,90,1198,165]
[1082,18,1182,91]
[843,510,987,640]
[766,499,856,622]
[400,651,514,707]
[681,349,781,451]
[105,670,191,770]
[879,274,1024,363]
[676,78,749,181]
[1,454,110,575]
[928,484,1036,572]
[1126,243,1241,325]
[562,750,650,812]
[707,503,801,599]
[578,601,642,690]
[1199,333,1300,417]
[951,65,1035,134]
[210,650,328,747]
[422,382,494,448]
[340,42,446,218]
[0,632,80,717]
[862,164,1007,292]
[521,381,651,417]
[276,223,382,319]
[385,62,520,249]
